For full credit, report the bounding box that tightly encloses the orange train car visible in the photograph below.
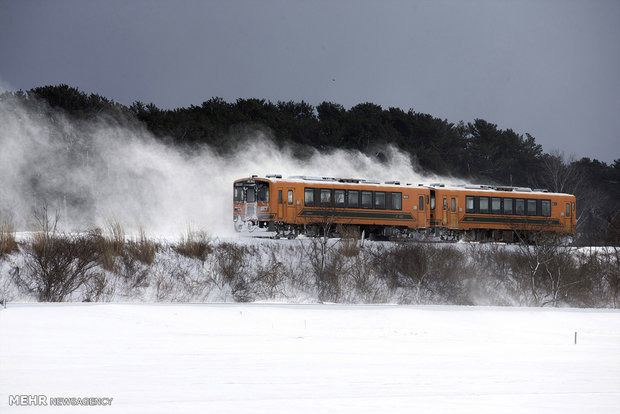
[233,175,431,237]
[427,184,576,242]
[233,175,576,241]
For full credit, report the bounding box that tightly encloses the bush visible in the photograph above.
[252,245,288,300]
[213,242,254,302]
[15,232,101,301]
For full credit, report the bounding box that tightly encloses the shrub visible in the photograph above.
[213,242,253,301]
[15,232,101,302]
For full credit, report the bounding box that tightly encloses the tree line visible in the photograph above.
[2,84,619,244]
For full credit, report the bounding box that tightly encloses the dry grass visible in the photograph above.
[0,220,19,257]
[90,222,157,272]
[126,227,157,266]
[174,230,212,262]
[85,220,126,272]
[336,225,362,257]
[106,220,126,255]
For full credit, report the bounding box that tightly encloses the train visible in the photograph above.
[233,175,576,242]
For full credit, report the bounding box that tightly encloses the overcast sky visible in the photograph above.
[1,0,619,163]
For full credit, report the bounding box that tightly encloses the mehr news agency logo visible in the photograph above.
[9,395,113,407]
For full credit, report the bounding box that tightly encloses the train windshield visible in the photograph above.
[234,184,244,202]
[233,180,269,202]
[246,186,256,202]
[257,182,269,202]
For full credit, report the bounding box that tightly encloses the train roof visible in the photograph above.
[425,183,573,196]
[236,175,410,187]
[234,175,574,196]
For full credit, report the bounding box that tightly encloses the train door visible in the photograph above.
[429,190,436,226]
[285,187,296,223]
[417,195,426,228]
[449,196,458,229]
[563,202,572,233]
[442,196,448,225]
[276,189,284,221]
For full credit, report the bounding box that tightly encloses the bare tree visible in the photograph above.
[534,151,583,194]
[529,151,606,242]
[514,232,586,306]
[599,246,620,308]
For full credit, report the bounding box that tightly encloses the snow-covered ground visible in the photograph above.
[1,304,619,413]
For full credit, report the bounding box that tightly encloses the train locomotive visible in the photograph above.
[233,175,576,242]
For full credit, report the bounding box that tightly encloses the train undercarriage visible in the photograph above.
[234,218,572,244]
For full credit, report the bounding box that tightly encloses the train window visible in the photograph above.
[515,199,524,215]
[443,198,447,211]
[234,185,244,202]
[479,197,489,213]
[419,195,424,211]
[348,190,359,208]
[375,192,386,209]
[466,196,474,213]
[566,203,570,217]
[334,190,345,207]
[572,202,575,212]
[362,191,373,209]
[426,195,429,205]
[392,192,402,210]
[503,198,513,215]
[278,190,282,204]
[527,199,537,216]
[257,182,269,202]
[542,200,551,217]
[491,197,501,214]
[430,192,436,209]
[304,188,314,206]
[320,189,332,206]
[246,186,256,203]
[287,190,293,205]
[451,198,456,212]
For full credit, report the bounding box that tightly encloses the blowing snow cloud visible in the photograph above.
[0,97,443,237]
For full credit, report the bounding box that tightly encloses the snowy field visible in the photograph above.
[1,304,619,413]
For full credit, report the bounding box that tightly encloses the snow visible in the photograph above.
[1,304,619,413]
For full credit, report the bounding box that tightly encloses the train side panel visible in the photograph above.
[429,186,576,239]
[288,181,430,230]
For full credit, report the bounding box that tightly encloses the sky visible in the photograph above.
[1,0,619,163]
